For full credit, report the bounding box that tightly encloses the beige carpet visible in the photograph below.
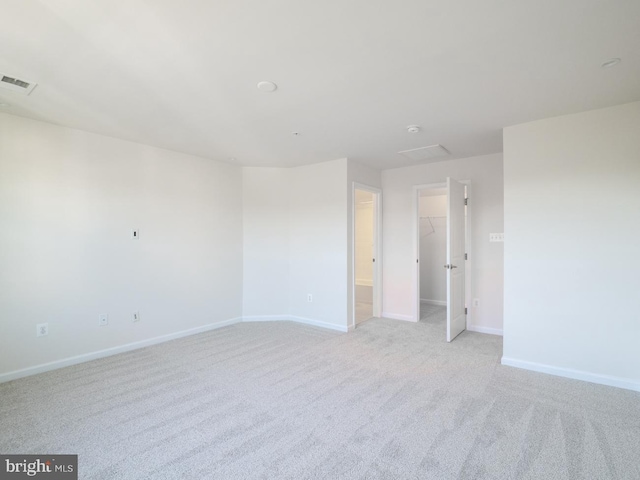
[1,313,639,479]
[355,284,373,324]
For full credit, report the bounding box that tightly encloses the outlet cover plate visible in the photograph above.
[36,323,49,337]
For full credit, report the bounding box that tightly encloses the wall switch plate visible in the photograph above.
[473,298,480,307]
[307,294,313,303]
[489,233,504,242]
[132,311,140,322]
[36,323,49,337]
[99,314,109,326]
[132,229,139,239]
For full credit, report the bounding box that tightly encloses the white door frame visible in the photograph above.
[412,181,472,328]
[351,182,382,328]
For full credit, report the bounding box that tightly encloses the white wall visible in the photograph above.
[0,113,243,378]
[419,195,447,303]
[289,159,349,328]
[242,159,378,331]
[503,101,640,391]
[242,167,291,317]
[381,154,504,332]
[241,159,351,330]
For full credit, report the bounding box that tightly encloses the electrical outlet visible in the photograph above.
[36,323,48,337]
[132,311,140,322]
[307,294,313,303]
[99,314,109,326]
[473,298,480,307]
[489,233,504,242]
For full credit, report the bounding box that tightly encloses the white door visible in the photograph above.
[446,177,466,342]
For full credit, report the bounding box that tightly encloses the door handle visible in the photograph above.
[443,264,458,269]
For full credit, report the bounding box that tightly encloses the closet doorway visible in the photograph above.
[413,179,470,342]
[353,184,382,325]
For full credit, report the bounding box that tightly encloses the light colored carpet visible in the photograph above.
[1,317,639,479]
[420,302,446,326]
[355,285,373,324]
[354,305,373,324]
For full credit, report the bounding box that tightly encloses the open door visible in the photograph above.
[446,177,466,342]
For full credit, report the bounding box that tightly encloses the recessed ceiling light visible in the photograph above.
[601,58,621,68]
[407,125,420,133]
[257,81,278,92]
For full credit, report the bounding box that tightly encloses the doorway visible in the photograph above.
[418,186,448,334]
[413,179,470,342]
[353,184,381,325]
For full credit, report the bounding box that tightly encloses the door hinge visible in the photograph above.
[465,307,467,315]
[464,198,468,206]
[465,253,468,260]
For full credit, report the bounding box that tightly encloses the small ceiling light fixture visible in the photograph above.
[407,125,420,133]
[257,81,278,92]
[601,58,621,69]
[292,131,300,136]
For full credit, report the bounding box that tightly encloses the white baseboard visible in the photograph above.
[467,325,503,336]
[242,315,349,333]
[291,316,349,333]
[381,312,417,322]
[501,357,640,393]
[420,299,446,306]
[242,315,290,322]
[0,317,242,384]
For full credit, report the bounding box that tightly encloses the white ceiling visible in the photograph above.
[1,0,638,170]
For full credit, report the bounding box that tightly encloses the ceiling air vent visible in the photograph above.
[0,73,37,95]
[398,144,450,162]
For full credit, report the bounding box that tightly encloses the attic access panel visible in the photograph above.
[398,144,450,162]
